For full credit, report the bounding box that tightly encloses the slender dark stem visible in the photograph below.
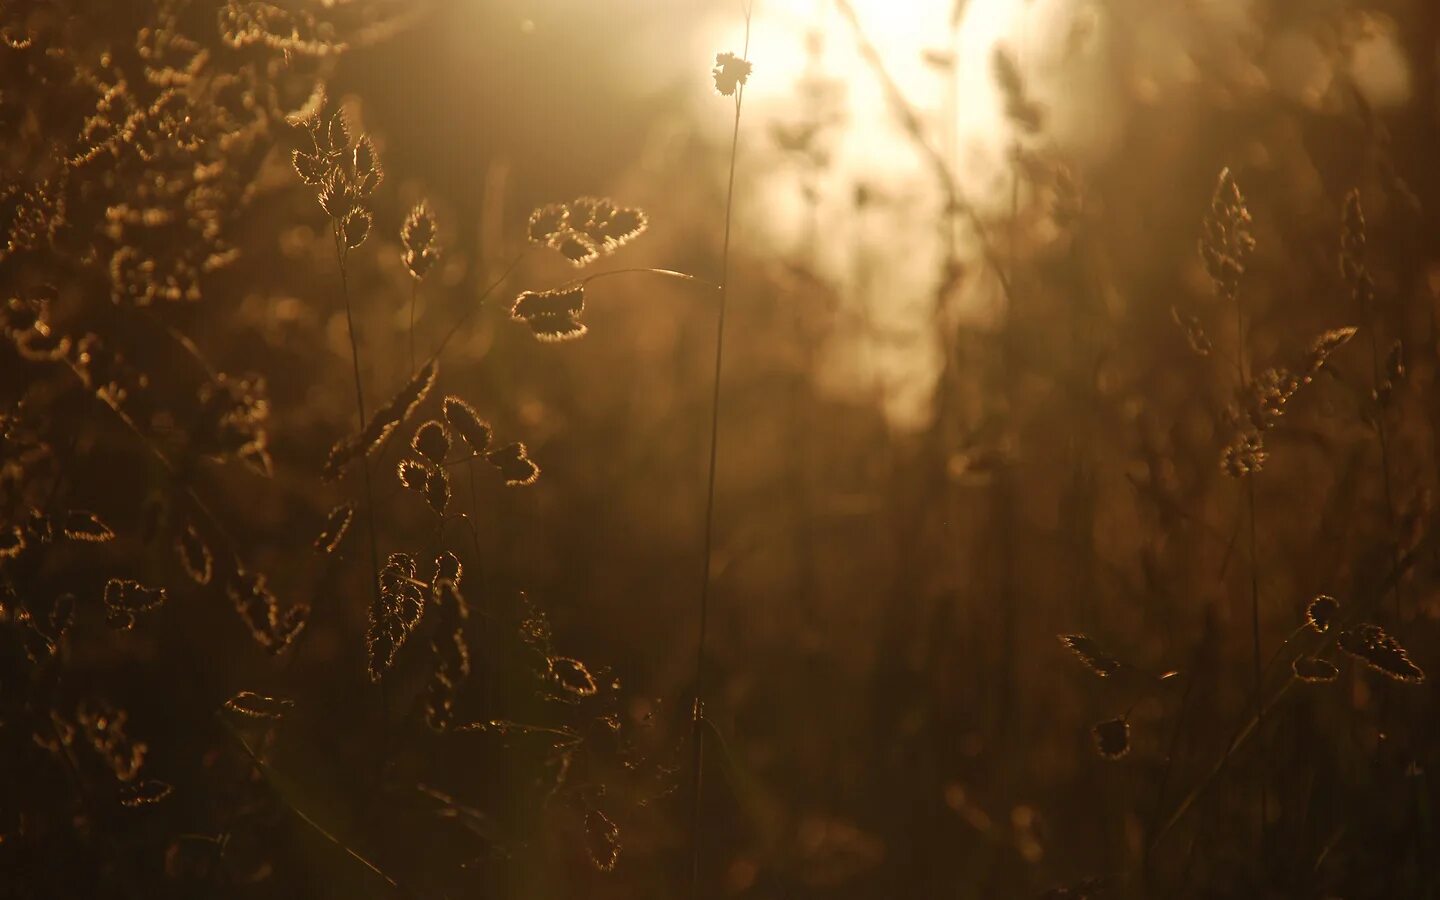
[224,726,414,897]
[409,279,418,376]
[1246,472,1264,831]
[427,249,529,364]
[690,9,750,898]
[333,224,383,611]
[1362,317,1403,619]
[1234,292,1268,845]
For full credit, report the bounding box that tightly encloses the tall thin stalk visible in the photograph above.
[331,223,383,611]
[409,279,418,375]
[1343,189,1404,619]
[690,7,751,898]
[1233,297,1263,809]
[1202,167,1267,846]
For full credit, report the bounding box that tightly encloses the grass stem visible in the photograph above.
[689,8,751,897]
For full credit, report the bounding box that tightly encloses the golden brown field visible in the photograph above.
[2,1,1439,897]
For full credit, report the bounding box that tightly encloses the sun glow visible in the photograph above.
[714,0,1035,428]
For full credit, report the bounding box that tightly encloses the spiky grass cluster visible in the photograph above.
[512,285,588,341]
[292,98,383,250]
[527,196,649,267]
[394,397,540,515]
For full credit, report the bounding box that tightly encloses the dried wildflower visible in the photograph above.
[1091,717,1130,760]
[176,524,213,585]
[13,598,55,663]
[398,458,429,491]
[1299,326,1357,380]
[1234,368,1291,433]
[433,551,464,594]
[196,373,272,470]
[443,396,492,456]
[1338,623,1425,684]
[52,591,76,640]
[291,148,327,185]
[549,656,599,697]
[324,362,437,481]
[1220,430,1266,478]
[61,510,115,542]
[266,603,310,655]
[76,701,147,781]
[425,624,470,732]
[313,502,354,554]
[1170,306,1211,357]
[1227,327,1355,438]
[220,3,349,58]
[72,332,150,408]
[1305,594,1339,634]
[7,286,69,359]
[586,807,621,872]
[402,201,440,280]
[1198,167,1255,302]
[1292,656,1340,683]
[318,168,360,221]
[487,442,541,486]
[0,525,26,558]
[528,203,569,243]
[1,22,31,50]
[512,286,587,342]
[18,591,75,661]
[425,576,470,732]
[222,691,294,719]
[712,52,752,96]
[413,420,450,464]
[529,198,648,267]
[13,323,71,362]
[325,107,351,153]
[26,510,54,544]
[0,291,41,337]
[566,197,649,250]
[119,779,173,807]
[1,175,67,264]
[424,466,450,515]
[31,593,75,661]
[107,244,208,307]
[227,569,307,655]
[550,229,600,267]
[342,208,372,249]
[1058,634,1121,677]
[104,578,168,630]
[352,136,383,194]
[368,552,426,681]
